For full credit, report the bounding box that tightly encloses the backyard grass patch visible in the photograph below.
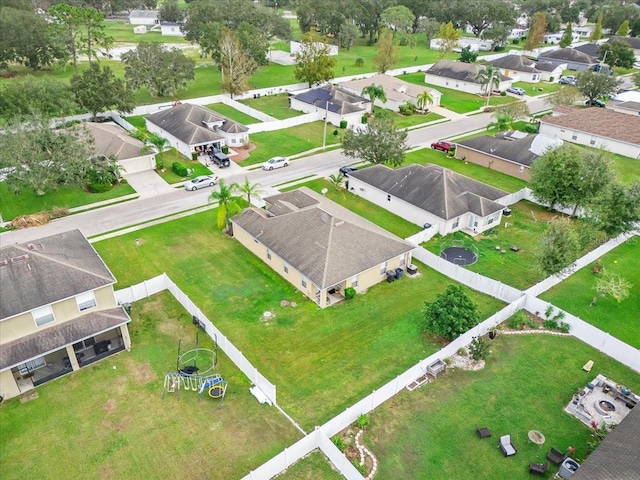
[298,179,422,239]
[204,103,262,125]
[276,451,343,479]
[378,108,445,129]
[512,81,563,97]
[0,292,300,480]
[366,334,640,479]
[238,93,302,120]
[404,149,529,193]
[103,19,187,44]
[0,181,136,221]
[541,239,640,347]
[94,209,505,430]
[399,73,518,114]
[239,121,342,167]
[122,114,147,129]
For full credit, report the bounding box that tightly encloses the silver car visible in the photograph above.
[184,175,218,191]
[262,156,289,170]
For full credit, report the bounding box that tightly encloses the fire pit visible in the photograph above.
[594,400,616,415]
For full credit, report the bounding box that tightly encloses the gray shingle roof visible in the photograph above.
[487,55,540,74]
[573,43,600,57]
[538,48,598,65]
[293,85,370,114]
[0,230,116,320]
[607,35,640,50]
[232,188,413,288]
[340,74,440,103]
[425,60,511,83]
[348,164,507,220]
[457,133,563,167]
[535,61,563,72]
[145,104,247,146]
[572,405,640,480]
[0,307,129,371]
[84,122,144,161]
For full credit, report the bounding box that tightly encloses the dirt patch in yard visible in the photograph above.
[124,359,158,385]
[231,143,256,163]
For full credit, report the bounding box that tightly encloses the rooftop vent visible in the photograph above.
[11,254,29,263]
[27,244,37,250]
[335,220,345,227]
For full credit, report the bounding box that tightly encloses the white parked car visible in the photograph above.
[184,175,218,191]
[262,156,289,170]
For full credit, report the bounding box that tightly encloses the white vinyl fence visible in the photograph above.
[246,111,324,133]
[115,273,277,404]
[522,295,640,373]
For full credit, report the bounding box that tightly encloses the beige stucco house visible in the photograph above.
[0,230,131,401]
[347,164,508,236]
[232,188,414,308]
[423,60,513,95]
[145,103,249,159]
[539,107,640,159]
[290,85,371,128]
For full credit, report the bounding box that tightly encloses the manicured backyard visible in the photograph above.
[398,73,518,114]
[512,81,563,97]
[239,121,342,167]
[364,334,640,479]
[404,149,529,193]
[238,93,302,120]
[154,149,213,185]
[378,108,446,129]
[94,209,505,430]
[0,292,300,480]
[0,181,136,221]
[276,451,343,479]
[204,103,262,125]
[541,239,640,348]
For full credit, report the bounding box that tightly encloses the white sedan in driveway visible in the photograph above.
[262,156,289,170]
[184,175,218,191]
[506,87,526,96]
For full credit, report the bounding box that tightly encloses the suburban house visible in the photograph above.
[145,103,249,159]
[536,48,598,71]
[573,43,600,58]
[534,60,566,82]
[508,28,528,40]
[456,131,564,180]
[430,37,494,52]
[160,22,185,37]
[539,107,640,159]
[573,25,595,37]
[423,60,513,95]
[543,31,581,44]
[607,36,640,58]
[347,164,509,236]
[0,230,131,401]
[84,122,156,174]
[609,90,640,116]
[128,9,159,25]
[486,55,542,83]
[290,40,339,56]
[340,73,441,111]
[290,85,371,128]
[231,187,414,309]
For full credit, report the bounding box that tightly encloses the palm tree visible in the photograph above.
[210,178,241,233]
[486,113,514,131]
[362,84,387,112]
[328,172,344,191]
[237,176,261,206]
[416,90,433,113]
[475,65,500,107]
[144,132,170,154]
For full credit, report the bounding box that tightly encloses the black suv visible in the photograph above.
[211,152,230,168]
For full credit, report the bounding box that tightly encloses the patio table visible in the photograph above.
[528,430,545,447]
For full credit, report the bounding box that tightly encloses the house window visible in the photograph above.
[73,337,95,352]
[267,249,271,260]
[283,263,289,274]
[571,134,577,140]
[453,218,459,229]
[589,139,596,145]
[380,261,387,274]
[519,165,525,173]
[399,253,406,266]
[18,357,46,375]
[32,305,55,327]
[387,194,391,202]
[301,276,307,288]
[231,138,236,144]
[76,291,97,311]
[352,275,359,288]
[486,211,501,225]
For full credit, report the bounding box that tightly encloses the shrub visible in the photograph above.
[549,76,555,82]
[512,39,520,45]
[399,101,415,115]
[344,287,356,300]
[458,347,467,356]
[559,322,571,333]
[88,181,112,193]
[507,311,527,329]
[339,120,348,129]
[356,414,369,429]
[544,319,559,330]
[332,437,345,451]
[361,115,368,124]
[333,129,339,137]
[120,178,128,185]
[222,145,229,154]
[172,162,188,177]
[524,122,539,134]
[500,91,507,96]
[469,336,490,361]
[355,57,364,67]
[191,152,198,161]
[352,460,366,475]
[156,156,164,170]
[494,45,505,52]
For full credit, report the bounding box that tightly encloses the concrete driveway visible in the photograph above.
[123,170,176,198]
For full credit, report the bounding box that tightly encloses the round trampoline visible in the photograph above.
[441,246,478,266]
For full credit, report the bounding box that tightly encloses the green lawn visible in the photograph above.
[122,114,146,129]
[421,201,578,290]
[0,292,300,480]
[103,19,188,44]
[399,73,518,114]
[238,93,302,120]
[204,103,262,125]
[404,149,529,193]
[365,334,640,479]
[0,181,136,221]
[94,209,505,430]
[541,239,640,347]
[378,108,445,129]
[512,81,563,97]
[155,149,212,184]
[240,121,342,167]
[298,179,422,239]
[276,451,343,479]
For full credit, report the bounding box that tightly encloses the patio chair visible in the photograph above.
[499,435,517,457]
[476,427,491,438]
[547,447,567,465]
[529,461,549,476]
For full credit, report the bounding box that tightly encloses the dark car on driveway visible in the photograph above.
[339,166,358,176]
[210,152,230,168]
[585,99,606,108]
[431,140,454,152]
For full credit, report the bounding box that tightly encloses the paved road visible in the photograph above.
[0,97,550,245]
